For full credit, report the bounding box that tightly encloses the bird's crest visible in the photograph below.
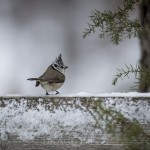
[54,54,64,66]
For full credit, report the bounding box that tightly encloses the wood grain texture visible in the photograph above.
[0,96,150,150]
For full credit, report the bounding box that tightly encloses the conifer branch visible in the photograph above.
[112,64,140,85]
[112,64,150,90]
[83,0,144,44]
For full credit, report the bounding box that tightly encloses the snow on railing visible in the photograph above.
[0,93,150,150]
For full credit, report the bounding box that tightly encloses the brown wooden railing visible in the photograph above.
[0,96,150,150]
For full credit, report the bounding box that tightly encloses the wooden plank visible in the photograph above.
[0,96,150,150]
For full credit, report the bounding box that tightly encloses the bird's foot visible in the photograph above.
[35,81,40,87]
[46,91,49,95]
[55,91,59,95]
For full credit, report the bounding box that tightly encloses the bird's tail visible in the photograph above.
[27,78,39,81]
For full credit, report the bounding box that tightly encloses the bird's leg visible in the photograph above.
[55,91,59,95]
[46,91,49,95]
[35,81,40,87]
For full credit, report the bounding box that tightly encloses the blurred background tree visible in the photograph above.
[0,0,142,95]
[84,0,150,92]
[140,0,150,92]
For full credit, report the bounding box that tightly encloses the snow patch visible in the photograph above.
[64,92,150,97]
[3,92,150,97]
[0,96,150,143]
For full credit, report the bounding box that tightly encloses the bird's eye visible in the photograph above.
[60,66,63,68]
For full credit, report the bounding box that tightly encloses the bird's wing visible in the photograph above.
[39,77,64,83]
[38,65,65,83]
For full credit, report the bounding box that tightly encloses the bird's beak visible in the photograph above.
[65,66,68,69]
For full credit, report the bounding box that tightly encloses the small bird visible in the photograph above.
[27,54,68,95]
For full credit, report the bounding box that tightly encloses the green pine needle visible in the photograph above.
[112,64,150,90]
[83,0,144,45]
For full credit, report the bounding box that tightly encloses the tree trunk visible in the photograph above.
[139,0,150,92]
